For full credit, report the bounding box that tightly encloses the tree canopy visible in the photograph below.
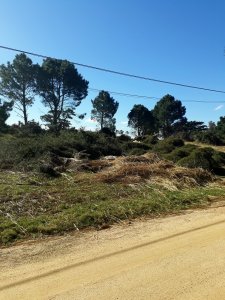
[127,104,155,137]
[1,53,223,146]
[36,58,88,132]
[153,94,186,137]
[216,116,225,135]
[0,100,13,132]
[0,53,36,125]
[91,91,119,131]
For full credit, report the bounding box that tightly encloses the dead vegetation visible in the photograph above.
[94,154,214,189]
[0,153,222,245]
[39,150,215,190]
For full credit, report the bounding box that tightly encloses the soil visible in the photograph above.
[1,204,225,299]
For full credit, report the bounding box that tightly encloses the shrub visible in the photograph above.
[0,130,125,170]
[153,137,184,154]
[178,148,219,171]
[117,134,131,142]
[195,130,224,146]
[122,141,151,151]
[213,151,225,165]
[164,144,198,162]
[178,155,210,170]
[1,228,18,244]
[50,146,74,158]
[143,135,159,145]
[127,148,147,156]
[165,148,190,162]
[100,127,116,137]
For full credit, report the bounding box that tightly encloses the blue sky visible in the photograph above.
[0,0,225,132]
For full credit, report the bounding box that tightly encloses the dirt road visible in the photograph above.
[1,205,225,299]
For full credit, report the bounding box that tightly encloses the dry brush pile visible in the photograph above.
[94,153,214,190]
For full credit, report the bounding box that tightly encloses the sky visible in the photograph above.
[0,0,225,132]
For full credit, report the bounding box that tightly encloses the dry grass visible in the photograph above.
[0,156,223,245]
[95,155,214,188]
[66,159,113,173]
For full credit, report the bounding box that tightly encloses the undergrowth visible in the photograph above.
[0,171,224,245]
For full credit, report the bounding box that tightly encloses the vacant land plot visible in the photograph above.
[1,155,225,245]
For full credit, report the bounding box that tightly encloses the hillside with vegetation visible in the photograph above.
[1,54,225,245]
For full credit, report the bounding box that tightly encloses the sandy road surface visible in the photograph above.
[1,205,225,299]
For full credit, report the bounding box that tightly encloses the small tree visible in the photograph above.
[173,118,207,140]
[217,117,225,135]
[208,121,216,130]
[91,91,119,131]
[0,54,36,125]
[36,58,88,132]
[127,104,155,137]
[0,100,13,132]
[153,94,186,138]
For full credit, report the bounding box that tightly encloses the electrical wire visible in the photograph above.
[1,45,225,94]
[88,88,225,104]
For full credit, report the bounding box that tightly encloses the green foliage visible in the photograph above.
[177,147,221,171]
[100,127,116,137]
[194,118,225,146]
[127,104,155,137]
[8,120,44,137]
[91,91,119,131]
[142,135,159,145]
[174,119,207,141]
[165,148,191,162]
[217,116,225,136]
[121,141,151,155]
[153,94,186,137]
[127,148,147,156]
[0,53,36,125]
[212,151,225,165]
[1,228,18,244]
[195,129,224,145]
[0,131,125,170]
[36,58,88,132]
[164,144,197,162]
[0,100,13,132]
[155,141,225,175]
[153,137,184,154]
[117,134,131,142]
[0,170,223,245]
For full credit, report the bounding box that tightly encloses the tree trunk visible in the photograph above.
[100,113,104,130]
[22,85,28,125]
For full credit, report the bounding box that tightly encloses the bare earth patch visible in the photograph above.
[1,204,225,299]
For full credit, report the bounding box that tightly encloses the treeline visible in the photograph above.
[0,53,88,132]
[127,96,225,145]
[0,53,225,145]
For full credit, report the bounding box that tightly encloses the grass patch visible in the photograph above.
[0,170,224,245]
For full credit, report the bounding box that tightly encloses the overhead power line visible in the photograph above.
[1,45,225,94]
[89,88,159,100]
[89,88,225,104]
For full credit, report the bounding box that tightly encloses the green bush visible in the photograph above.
[164,148,190,162]
[153,137,184,154]
[164,144,198,162]
[213,151,225,165]
[1,228,18,244]
[127,148,147,156]
[122,141,151,151]
[143,135,159,145]
[178,155,210,170]
[195,130,224,146]
[0,130,127,170]
[117,134,131,142]
[177,148,219,171]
